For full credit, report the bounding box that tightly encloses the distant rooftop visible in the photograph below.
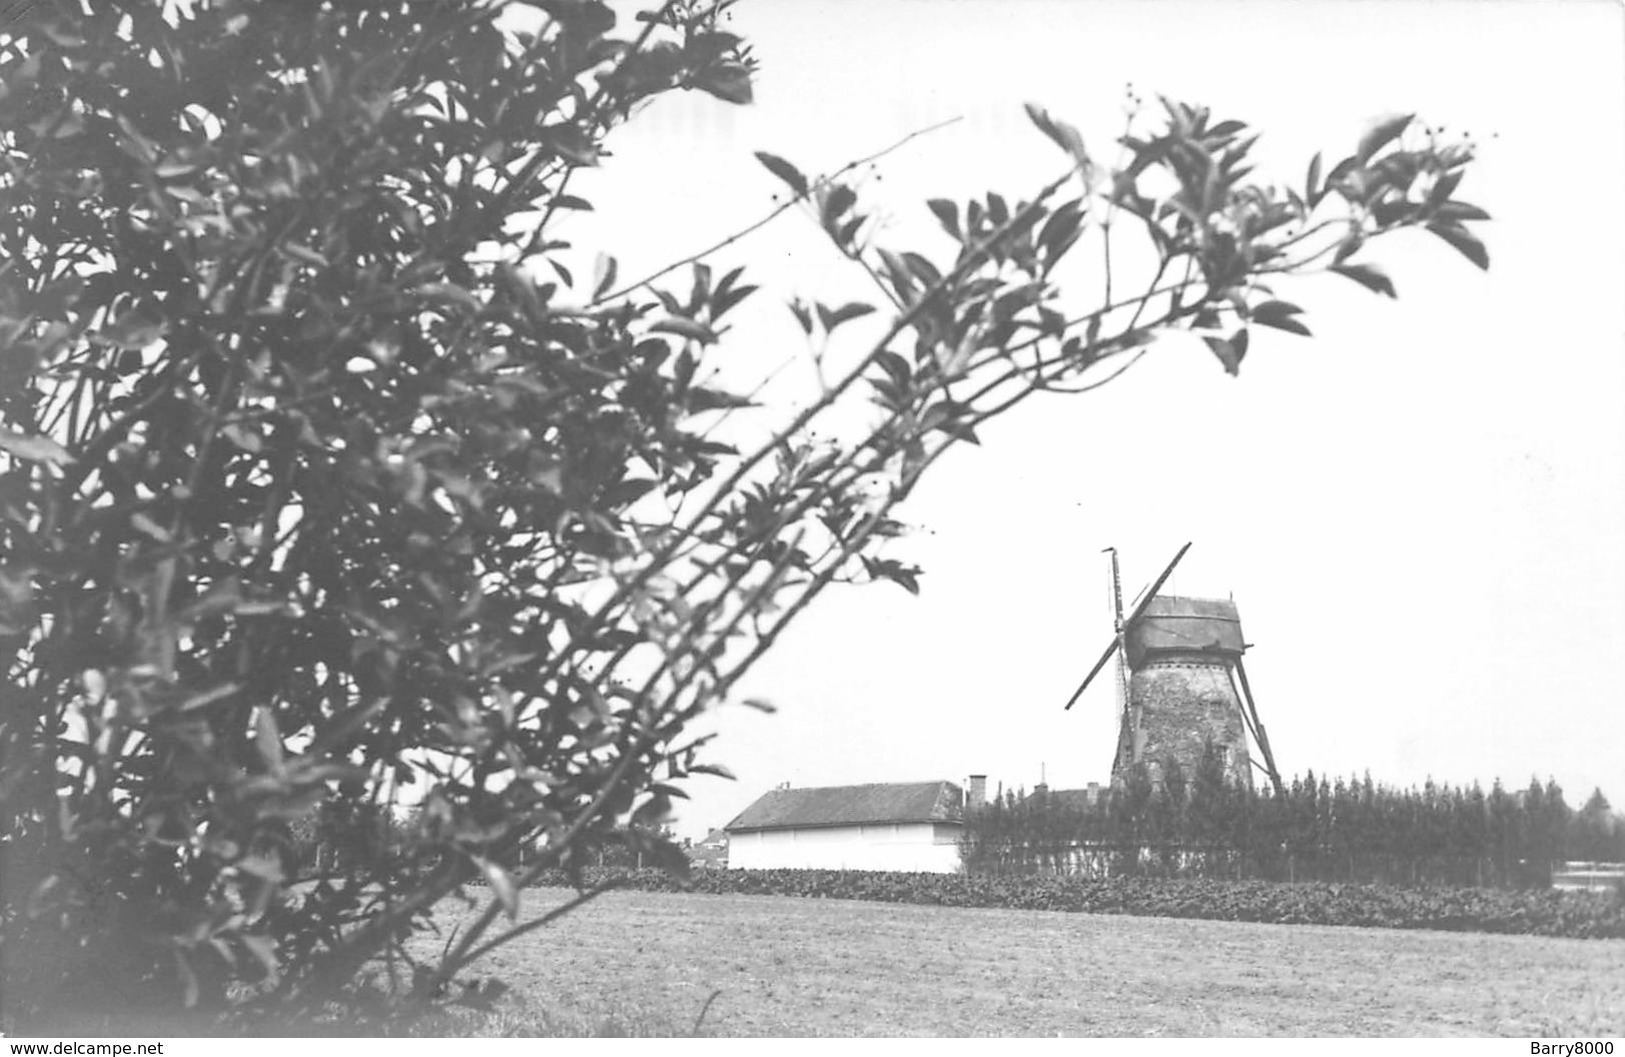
[725,781,964,832]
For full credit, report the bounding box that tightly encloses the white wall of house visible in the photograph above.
[727,822,963,873]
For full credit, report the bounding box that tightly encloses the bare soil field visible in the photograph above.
[413,886,1625,1037]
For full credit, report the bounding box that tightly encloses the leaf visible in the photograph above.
[1024,102,1058,141]
[180,682,239,712]
[1426,169,1464,209]
[1036,200,1084,264]
[1305,151,1323,207]
[0,430,74,466]
[927,198,960,239]
[1208,119,1248,138]
[282,243,328,267]
[1024,103,1089,170]
[221,422,263,454]
[543,124,600,167]
[828,302,875,328]
[1251,300,1312,337]
[592,253,618,300]
[1324,155,1358,192]
[255,707,285,773]
[650,318,718,343]
[1332,230,1365,265]
[1329,262,1397,298]
[633,792,674,828]
[741,697,777,713]
[1425,222,1490,270]
[603,477,658,507]
[129,512,171,541]
[693,63,753,105]
[986,192,1010,227]
[712,283,758,320]
[901,252,942,289]
[691,261,712,308]
[1356,113,1413,165]
[476,857,521,921]
[684,30,744,64]
[877,249,915,301]
[873,350,911,386]
[1203,329,1249,376]
[754,151,808,196]
[822,184,856,226]
[1432,200,1491,223]
[688,387,754,413]
[788,299,814,335]
[862,556,922,595]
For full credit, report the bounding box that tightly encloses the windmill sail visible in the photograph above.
[1062,542,1191,711]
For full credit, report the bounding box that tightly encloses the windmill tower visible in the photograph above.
[1064,543,1284,795]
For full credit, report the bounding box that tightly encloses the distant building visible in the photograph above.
[687,828,730,870]
[725,780,969,873]
[1035,782,1109,812]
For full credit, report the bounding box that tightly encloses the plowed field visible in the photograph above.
[416,887,1625,1036]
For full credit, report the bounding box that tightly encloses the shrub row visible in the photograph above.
[516,867,1625,940]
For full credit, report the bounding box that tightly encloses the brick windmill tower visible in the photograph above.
[1063,543,1284,795]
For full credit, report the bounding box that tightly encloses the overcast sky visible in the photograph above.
[543,0,1625,839]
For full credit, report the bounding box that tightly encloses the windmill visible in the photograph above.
[1063,543,1284,796]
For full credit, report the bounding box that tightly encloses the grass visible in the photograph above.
[402,886,1625,1037]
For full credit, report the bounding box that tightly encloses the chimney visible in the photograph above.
[967,774,987,810]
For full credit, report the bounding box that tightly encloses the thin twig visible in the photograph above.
[580,166,1079,693]
[690,989,723,1037]
[446,877,624,973]
[592,116,964,305]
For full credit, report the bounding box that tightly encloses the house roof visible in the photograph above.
[725,781,964,832]
[1041,787,1107,812]
[686,828,729,868]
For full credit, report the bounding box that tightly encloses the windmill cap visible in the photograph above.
[1127,595,1246,664]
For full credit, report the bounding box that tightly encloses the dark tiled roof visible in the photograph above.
[1043,787,1107,812]
[725,781,964,832]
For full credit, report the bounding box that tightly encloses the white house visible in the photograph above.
[724,780,968,873]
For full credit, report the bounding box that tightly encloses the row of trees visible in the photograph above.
[962,748,1624,888]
